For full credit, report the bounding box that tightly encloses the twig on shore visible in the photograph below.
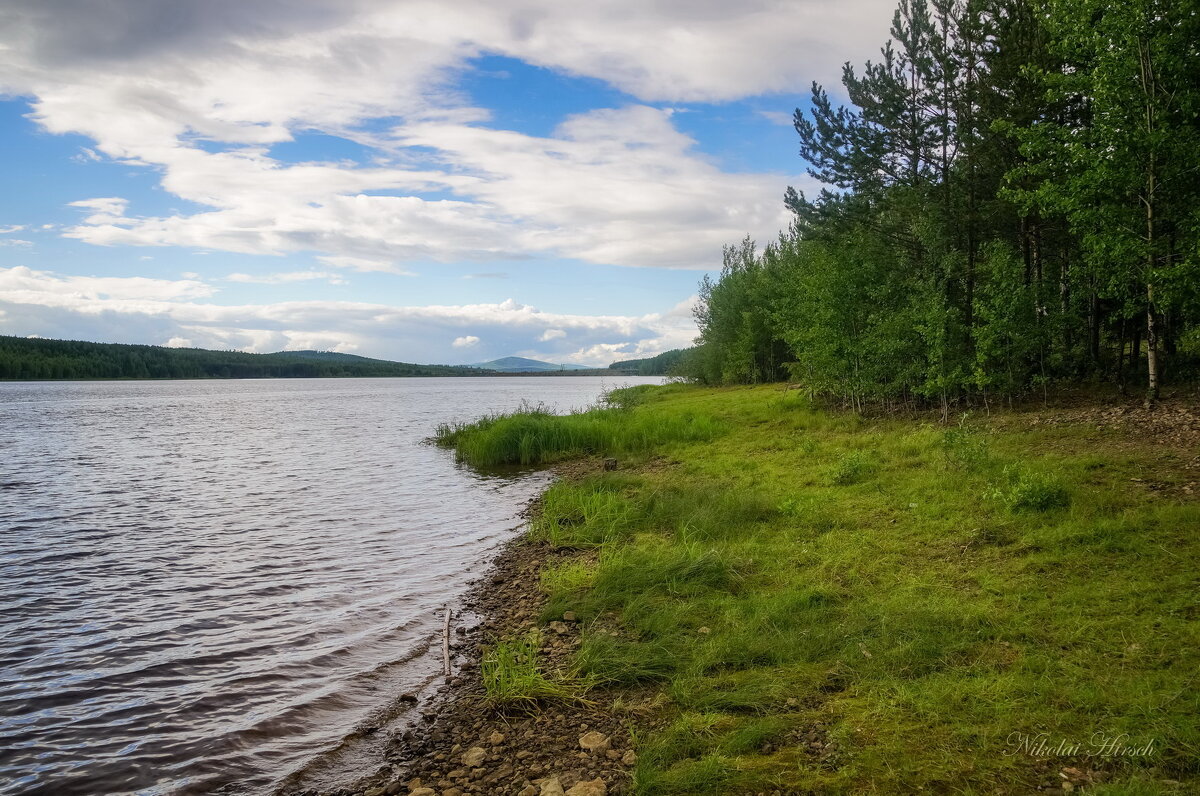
[442,607,451,677]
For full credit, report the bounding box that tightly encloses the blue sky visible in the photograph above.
[0,0,893,366]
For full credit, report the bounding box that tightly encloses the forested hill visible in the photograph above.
[0,336,490,380]
[609,348,689,375]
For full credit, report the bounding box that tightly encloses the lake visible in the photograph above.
[0,376,661,795]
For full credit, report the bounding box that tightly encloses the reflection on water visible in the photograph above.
[0,376,658,795]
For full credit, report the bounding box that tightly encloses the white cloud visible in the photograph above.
[68,197,131,225]
[226,270,348,285]
[0,266,697,366]
[539,328,565,341]
[0,225,27,234]
[164,336,194,348]
[0,239,34,248]
[0,265,214,301]
[0,0,877,272]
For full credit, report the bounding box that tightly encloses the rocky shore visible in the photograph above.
[291,475,652,796]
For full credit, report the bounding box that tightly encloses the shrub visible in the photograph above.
[988,465,1070,512]
[829,450,875,485]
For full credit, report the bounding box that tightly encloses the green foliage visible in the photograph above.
[454,384,1200,792]
[480,630,588,707]
[828,450,876,485]
[609,349,691,376]
[685,0,1200,404]
[433,400,721,467]
[988,464,1071,513]
[940,416,991,470]
[0,335,488,380]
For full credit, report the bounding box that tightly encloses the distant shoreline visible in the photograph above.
[0,370,640,382]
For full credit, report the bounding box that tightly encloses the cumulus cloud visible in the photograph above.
[0,266,697,366]
[0,0,884,273]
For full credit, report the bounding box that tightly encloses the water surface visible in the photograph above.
[0,376,658,795]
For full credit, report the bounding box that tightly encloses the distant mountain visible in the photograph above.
[0,336,491,380]
[472,356,593,373]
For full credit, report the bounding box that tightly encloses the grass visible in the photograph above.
[433,389,721,467]
[445,384,1200,793]
[480,629,589,707]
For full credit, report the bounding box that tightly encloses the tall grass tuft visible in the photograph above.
[480,630,589,707]
[434,401,721,467]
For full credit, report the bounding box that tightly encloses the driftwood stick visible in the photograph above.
[442,607,452,676]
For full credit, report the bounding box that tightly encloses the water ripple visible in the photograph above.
[0,376,658,795]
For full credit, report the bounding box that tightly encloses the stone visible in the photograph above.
[578,731,610,753]
[621,750,637,766]
[408,789,436,796]
[462,747,487,767]
[603,458,618,471]
[442,790,463,796]
[562,611,577,622]
[697,626,711,634]
[565,778,607,796]
[488,731,505,745]
[548,621,570,635]
[519,787,538,796]
[364,787,385,796]
[539,777,566,796]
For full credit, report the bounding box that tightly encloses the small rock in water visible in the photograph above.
[462,746,487,767]
[578,731,610,753]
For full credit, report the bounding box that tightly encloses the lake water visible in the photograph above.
[0,376,660,795]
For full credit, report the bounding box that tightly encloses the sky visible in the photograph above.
[0,0,894,366]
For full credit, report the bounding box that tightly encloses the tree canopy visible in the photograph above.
[685,0,1199,410]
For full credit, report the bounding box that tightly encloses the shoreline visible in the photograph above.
[285,461,642,796]
[286,384,1199,795]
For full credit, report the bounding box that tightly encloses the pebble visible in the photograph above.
[488,731,505,745]
[578,731,610,753]
[461,747,486,767]
[562,611,577,622]
[539,777,565,796]
[565,778,607,796]
[621,750,637,766]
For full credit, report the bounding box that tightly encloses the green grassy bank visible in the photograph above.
[436,384,1199,794]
